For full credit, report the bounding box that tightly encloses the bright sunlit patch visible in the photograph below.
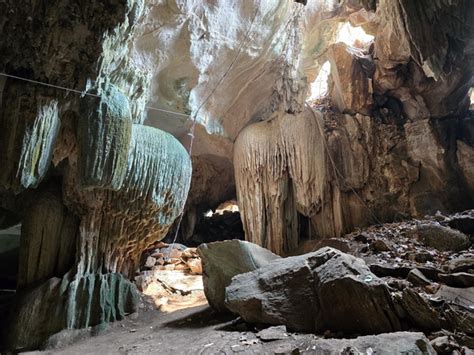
[142,270,207,313]
[469,88,474,108]
[215,200,239,215]
[336,22,374,47]
[307,61,331,102]
[204,200,239,217]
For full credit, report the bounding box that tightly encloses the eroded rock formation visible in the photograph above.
[0,1,191,350]
[0,0,473,351]
[233,0,474,254]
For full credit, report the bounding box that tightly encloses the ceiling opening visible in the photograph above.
[335,22,374,48]
[307,61,331,102]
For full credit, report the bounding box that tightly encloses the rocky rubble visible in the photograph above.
[197,210,474,350]
[141,242,203,275]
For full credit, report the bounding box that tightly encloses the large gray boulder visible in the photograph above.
[225,247,402,334]
[197,240,280,312]
[414,224,470,251]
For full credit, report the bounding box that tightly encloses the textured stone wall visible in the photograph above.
[0,0,192,350]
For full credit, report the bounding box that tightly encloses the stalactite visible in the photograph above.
[78,83,133,190]
[0,83,59,192]
[234,107,325,255]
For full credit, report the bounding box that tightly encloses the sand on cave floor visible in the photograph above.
[24,270,318,355]
[26,302,322,355]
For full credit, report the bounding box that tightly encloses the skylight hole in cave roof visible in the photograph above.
[335,22,374,48]
[307,61,331,102]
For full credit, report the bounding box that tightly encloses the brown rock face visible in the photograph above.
[235,109,474,254]
[327,42,374,115]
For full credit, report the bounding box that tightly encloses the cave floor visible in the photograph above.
[26,301,325,354]
[24,210,474,354]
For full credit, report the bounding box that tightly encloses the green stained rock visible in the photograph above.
[122,124,192,225]
[0,84,60,192]
[78,83,132,190]
[5,273,139,351]
[17,99,60,189]
[17,189,78,290]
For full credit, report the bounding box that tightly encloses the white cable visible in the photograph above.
[0,72,190,118]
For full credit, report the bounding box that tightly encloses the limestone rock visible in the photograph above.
[443,256,474,273]
[414,224,470,252]
[457,140,474,192]
[225,247,401,334]
[197,240,280,312]
[307,332,436,355]
[186,258,202,274]
[446,213,474,237]
[144,256,156,269]
[0,84,60,192]
[5,273,139,351]
[431,336,462,354]
[407,269,431,287]
[327,42,373,115]
[234,107,325,254]
[256,325,288,341]
[438,272,474,288]
[17,188,78,290]
[435,285,474,309]
[396,289,441,331]
[78,83,132,190]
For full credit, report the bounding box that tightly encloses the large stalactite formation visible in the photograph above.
[235,0,474,254]
[0,0,191,350]
[0,0,473,351]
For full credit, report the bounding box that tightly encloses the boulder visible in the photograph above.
[197,240,280,312]
[414,224,470,252]
[443,256,474,273]
[225,247,401,334]
[438,272,474,288]
[144,256,156,269]
[256,325,288,341]
[431,335,462,354]
[407,269,431,287]
[435,285,474,309]
[395,289,441,331]
[446,214,474,236]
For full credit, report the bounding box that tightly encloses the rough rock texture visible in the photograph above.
[232,0,474,252]
[0,0,193,350]
[226,247,401,334]
[236,109,474,252]
[234,107,325,254]
[225,245,474,338]
[327,42,373,115]
[413,224,471,252]
[1,0,474,350]
[197,240,279,312]
[305,332,436,355]
[7,273,139,351]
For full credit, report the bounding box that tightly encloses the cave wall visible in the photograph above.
[0,0,473,348]
[233,0,474,254]
[0,0,192,350]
